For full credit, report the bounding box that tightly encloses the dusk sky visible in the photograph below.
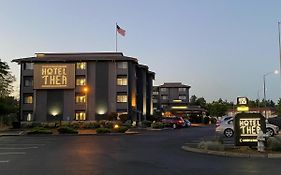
[1,0,281,103]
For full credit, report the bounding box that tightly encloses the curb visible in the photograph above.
[181,145,281,159]
[0,131,140,137]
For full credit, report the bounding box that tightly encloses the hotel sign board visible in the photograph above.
[234,113,266,146]
[34,64,75,89]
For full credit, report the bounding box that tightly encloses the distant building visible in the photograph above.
[153,82,206,116]
[13,52,155,122]
[227,107,277,118]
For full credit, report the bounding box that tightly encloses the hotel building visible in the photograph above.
[153,82,206,116]
[13,52,155,122]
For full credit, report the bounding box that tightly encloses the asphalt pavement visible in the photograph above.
[1,125,281,175]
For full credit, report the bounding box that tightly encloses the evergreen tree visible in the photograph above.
[0,59,15,97]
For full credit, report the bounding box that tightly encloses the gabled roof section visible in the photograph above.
[12,52,138,63]
[158,82,191,88]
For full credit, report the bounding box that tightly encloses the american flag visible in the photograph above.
[116,25,126,36]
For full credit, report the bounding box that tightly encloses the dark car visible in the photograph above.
[161,116,185,129]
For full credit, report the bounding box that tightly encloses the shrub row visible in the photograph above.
[96,126,129,134]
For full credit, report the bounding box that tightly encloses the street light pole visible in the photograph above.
[263,70,279,118]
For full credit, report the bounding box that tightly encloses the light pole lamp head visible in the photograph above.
[83,86,89,93]
[274,70,279,74]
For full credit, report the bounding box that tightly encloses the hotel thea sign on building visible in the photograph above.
[34,64,75,89]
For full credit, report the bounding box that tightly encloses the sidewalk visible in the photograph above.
[0,129,25,136]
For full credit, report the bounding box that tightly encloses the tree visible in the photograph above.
[0,60,17,127]
[206,99,230,117]
[0,59,15,97]
[189,95,207,108]
[196,97,207,108]
[276,98,281,116]
[189,95,197,105]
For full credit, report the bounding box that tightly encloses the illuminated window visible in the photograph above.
[76,62,86,70]
[171,106,188,109]
[24,77,33,87]
[75,94,86,103]
[153,91,159,95]
[24,63,34,70]
[179,88,186,92]
[117,62,128,69]
[76,77,86,86]
[162,95,168,100]
[117,76,128,85]
[153,99,158,103]
[75,111,86,121]
[160,88,167,92]
[117,95,128,103]
[23,111,33,121]
[179,95,186,100]
[23,94,33,104]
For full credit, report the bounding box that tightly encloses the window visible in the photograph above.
[179,95,186,100]
[160,88,167,92]
[117,94,128,103]
[179,88,186,92]
[76,62,86,70]
[23,94,33,104]
[24,63,34,70]
[162,95,168,100]
[23,111,33,121]
[117,62,128,69]
[75,94,86,103]
[75,111,86,121]
[24,77,33,87]
[117,76,128,85]
[153,91,159,95]
[153,99,158,103]
[76,77,86,86]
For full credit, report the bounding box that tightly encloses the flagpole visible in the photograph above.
[115,22,118,52]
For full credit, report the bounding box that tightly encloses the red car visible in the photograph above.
[161,116,185,129]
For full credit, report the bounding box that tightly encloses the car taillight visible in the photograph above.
[216,123,220,127]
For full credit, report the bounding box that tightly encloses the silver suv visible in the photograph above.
[215,117,279,137]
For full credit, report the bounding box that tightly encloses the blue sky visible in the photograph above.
[1,0,281,102]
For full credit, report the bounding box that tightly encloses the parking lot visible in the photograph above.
[1,126,281,175]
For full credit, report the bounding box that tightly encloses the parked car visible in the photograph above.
[215,117,279,137]
[161,116,185,129]
[215,116,233,127]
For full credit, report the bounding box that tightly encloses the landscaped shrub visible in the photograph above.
[57,126,78,134]
[119,114,129,122]
[112,126,128,133]
[123,120,132,127]
[99,120,113,128]
[151,122,164,129]
[96,127,111,134]
[42,122,57,129]
[108,112,118,121]
[27,127,52,135]
[83,122,100,129]
[142,120,152,128]
[267,137,281,151]
[198,140,224,151]
[31,122,43,128]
